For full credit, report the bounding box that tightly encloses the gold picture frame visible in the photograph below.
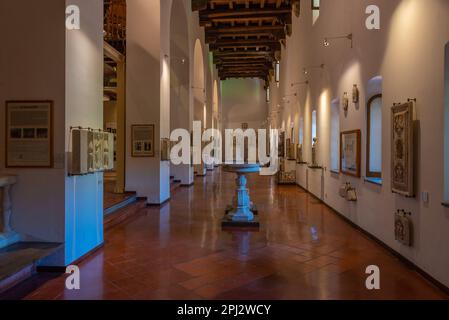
[340,130,361,177]
[131,124,155,157]
[5,100,54,168]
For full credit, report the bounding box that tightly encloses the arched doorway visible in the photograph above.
[169,0,190,185]
[103,0,129,212]
[193,39,207,176]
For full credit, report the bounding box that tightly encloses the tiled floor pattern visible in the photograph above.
[5,169,447,300]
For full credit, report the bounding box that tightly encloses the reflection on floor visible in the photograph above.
[7,169,449,300]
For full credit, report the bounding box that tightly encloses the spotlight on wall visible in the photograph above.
[191,86,205,92]
[283,93,297,101]
[266,86,271,103]
[166,55,186,64]
[323,33,353,48]
[303,64,325,76]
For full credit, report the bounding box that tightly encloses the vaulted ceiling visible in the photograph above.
[192,0,299,82]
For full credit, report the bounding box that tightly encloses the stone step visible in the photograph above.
[0,242,61,294]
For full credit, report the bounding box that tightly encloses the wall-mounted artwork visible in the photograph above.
[340,130,361,177]
[352,84,359,103]
[278,131,285,158]
[296,144,304,163]
[285,138,291,159]
[391,101,414,197]
[5,101,53,168]
[289,143,296,161]
[131,124,154,157]
[342,92,349,113]
[395,210,412,246]
[70,129,114,175]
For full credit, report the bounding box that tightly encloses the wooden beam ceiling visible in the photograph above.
[193,0,298,81]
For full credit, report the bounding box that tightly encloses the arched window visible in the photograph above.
[312,110,317,144]
[330,99,340,172]
[366,94,382,181]
[444,43,449,203]
[312,0,320,25]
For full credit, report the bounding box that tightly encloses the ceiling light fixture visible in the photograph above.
[323,33,353,48]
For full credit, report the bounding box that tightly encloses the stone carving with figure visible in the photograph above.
[0,176,21,249]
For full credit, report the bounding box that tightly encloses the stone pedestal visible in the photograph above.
[222,164,260,228]
[0,176,20,249]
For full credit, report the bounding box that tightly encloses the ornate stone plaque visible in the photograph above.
[391,102,414,197]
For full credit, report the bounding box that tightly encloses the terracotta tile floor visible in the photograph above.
[8,169,449,300]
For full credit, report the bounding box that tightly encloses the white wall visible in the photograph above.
[222,78,268,130]
[0,0,66,245]
[0,0,104,265]
[126,0,168,204]
[270,0,449,287]
[64,0,104,265]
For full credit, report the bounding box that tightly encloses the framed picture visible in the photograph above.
[5,100,53,168]
[340,130,361,177]
[286,138,291,159]
[278,131,285,158]
[391,101,414,197]
[131,124,154,157]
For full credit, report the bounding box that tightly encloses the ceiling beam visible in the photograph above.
[200,13,291,27]
[199,6,291,19]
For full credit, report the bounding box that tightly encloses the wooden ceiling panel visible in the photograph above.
[193,0,298,81]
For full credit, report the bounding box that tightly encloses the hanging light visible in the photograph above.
[275,61,280,87]
[266,86,271,103]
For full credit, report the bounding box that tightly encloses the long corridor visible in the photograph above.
[7,170,447,300]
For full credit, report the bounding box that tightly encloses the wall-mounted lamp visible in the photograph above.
[283,93,297,99]
[291,80,309,87]
[323,33,353,48]
[303,64,325,76]
[265,85,271,103]
[164,54,186,64]
[191,86,205,92]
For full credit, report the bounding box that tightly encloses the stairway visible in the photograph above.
[0,242,62,294]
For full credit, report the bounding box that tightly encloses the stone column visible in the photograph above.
[231,173,254,222]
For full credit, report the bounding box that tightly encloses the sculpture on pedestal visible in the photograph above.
[0,176,20,249]
[222,164,260,228]
[311,137,318,166]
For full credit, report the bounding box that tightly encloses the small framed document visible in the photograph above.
[5,101,53,168]
[131,124,155,157]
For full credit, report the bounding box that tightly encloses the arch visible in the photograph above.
[443,43,449,201]
[367,75,383,98]
[330,98,340,172]
[169,0,190,132]
[193,39,206,128]
[169,0,191,183]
